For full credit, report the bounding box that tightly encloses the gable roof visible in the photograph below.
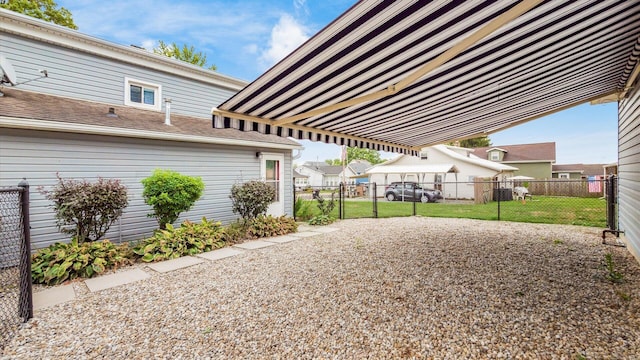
[212,2,640,155]
[471,142,556,162]
[321,166,344,176]
[347,160,372,175]
[0,89,300,150]
[552,163,606,176]
[299,162,343,175]
[379,144,517,172]
[432,145,518,172]
[293,169,309,178]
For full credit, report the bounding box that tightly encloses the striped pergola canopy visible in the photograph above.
[213,0,640,156]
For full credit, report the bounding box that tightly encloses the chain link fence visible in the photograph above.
[0,182,32,352]
[318,179,615,229]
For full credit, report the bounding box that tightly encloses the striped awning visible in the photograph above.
[213,0,640,155]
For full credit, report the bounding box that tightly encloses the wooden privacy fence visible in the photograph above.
[527,179,604,198]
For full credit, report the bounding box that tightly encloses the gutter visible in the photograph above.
[0,116,302,150]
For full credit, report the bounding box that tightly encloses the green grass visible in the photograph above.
[299,196,606,227]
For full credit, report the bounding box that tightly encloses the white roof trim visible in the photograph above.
[0,116,301,150]
[0,8,247,91]
[486,147,508,153]
[431,145,518,171]
[366,164,459,175]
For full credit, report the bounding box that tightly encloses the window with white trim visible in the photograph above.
[489,151,500,161]
[558,173,570,179]
[124,77,161,111]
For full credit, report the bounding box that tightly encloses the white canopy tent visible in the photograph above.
[366,164,459,200]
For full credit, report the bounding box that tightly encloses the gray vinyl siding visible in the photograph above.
[0,32,237,119]
[0,129,293,250]
[618,82,640,260]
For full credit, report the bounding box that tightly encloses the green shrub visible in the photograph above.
[308,214,335,226]
[133,217,225,262]
[31,239,132,285]
[247,215,298,238]
[230,180,275,220]
[141,169,204,229]
[38,174,128,243]
[294,197,314,221]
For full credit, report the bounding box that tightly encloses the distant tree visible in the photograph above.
[1,0,77,29]
[449,136,492,148]
[325,159,341,165]
[153,40,217,71]
[325,147,385,166]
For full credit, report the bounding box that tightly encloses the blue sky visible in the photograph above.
[57,0,619,166]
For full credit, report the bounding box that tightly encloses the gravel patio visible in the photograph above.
[3,217,640,359]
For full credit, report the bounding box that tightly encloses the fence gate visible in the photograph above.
[0,181,32,352]
[603,175,624,244]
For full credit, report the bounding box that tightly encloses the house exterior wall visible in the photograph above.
[552,172,582,179]
[618,82,640,263]
[0,129,293,249]
[504,162,552,179]
[296,167,324,188]
[369,153,502,199]
[0,32,238,119]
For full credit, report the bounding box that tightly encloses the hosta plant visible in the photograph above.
[246,215,298,239]
[31,239,132,285]
[133,217,226,262]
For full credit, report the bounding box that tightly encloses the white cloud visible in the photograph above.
[293,0,309,16]
[141,39,156,50]
[259,14,310,69]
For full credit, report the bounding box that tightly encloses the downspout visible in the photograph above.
[164,98,172,126]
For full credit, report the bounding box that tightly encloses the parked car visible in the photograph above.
[384,182,442,203]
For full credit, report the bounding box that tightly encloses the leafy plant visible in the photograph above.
[230,180,275,221]
[315,191,337,216]
[246,215,297,238]
[294,197,314,221]
[31,239,132,285]
[133,217,225,262]
[308,215,335,226]
[604,253,624,283]
[39,173,128,243]
[141,169,204,229]
[222,221,248,244]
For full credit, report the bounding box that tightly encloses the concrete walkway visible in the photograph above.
[33,226,339,311]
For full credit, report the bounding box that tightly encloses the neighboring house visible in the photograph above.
[367,144,518,199]
[296,162,343,188]
[293,169,309,189]
[472,142,556,179]
[343,160,372,184]
[552,164,608,179]
[0,9,301,249]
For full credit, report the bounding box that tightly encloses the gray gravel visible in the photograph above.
[3,217,640,359]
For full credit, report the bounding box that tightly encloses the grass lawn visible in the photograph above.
[300,196,606,228]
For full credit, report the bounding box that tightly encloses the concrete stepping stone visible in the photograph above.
[33,284,75,311]
[264,235,301,244]
[307,227,339,233]
[289,231,322,238]
[196,247,243,261]
[85,269,150,292]
[146,256,203,273]
[233,240,277,250]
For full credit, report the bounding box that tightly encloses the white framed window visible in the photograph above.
[420,151,428,160]
[490,151,500,161]
[124,77,161,111]
[558,173,570,179]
